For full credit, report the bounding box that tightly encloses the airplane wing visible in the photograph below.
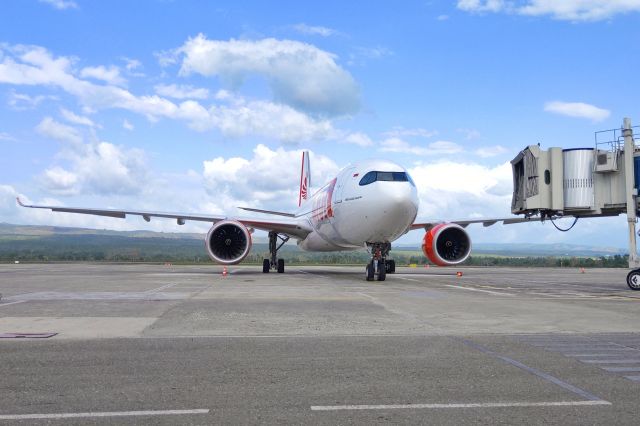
[16,197,312,239]
[410,211,623,231]
[410,216,545,231]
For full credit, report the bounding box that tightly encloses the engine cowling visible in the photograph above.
[422,223,471,266]
[205,220,252,265]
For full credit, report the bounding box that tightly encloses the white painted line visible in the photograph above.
[144,283,178,293]
[456,338,606,402]
[565,354,635,357]
[602,367,640,372]
[311,400,611,411]
[0,301,26,307]
[444,285,514,297]
[0,409,209,420]
[581,359,640,364]
[398,277,421,283]
[624,375,640,381]
[297,270,331,279]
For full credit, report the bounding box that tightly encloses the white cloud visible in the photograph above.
[457,0,640,21]
[292,23,337,37]
[177,34,360,116]
[475,145,507,158]
[409,160,513,221]
[7,91,57,110]
[202,144,339,211]
[122,119,134,131]
[0,132,16,142]
[36,117,82,144]
[382,127,437,139]
[60,108,97,127]
[0,44,336,143]
[457,0,506,13]
[203,97,335,142]
[41,166,80,195]
[544,101,610,122]
[155,83,209,100]
[342,132,373,147]
[80,65,126,86]
[380,138,463,155]
[457,128,481,140]
[39,0,77,10]
[43,141,149,196]
[33,115,148,196]
[121,57,142,71]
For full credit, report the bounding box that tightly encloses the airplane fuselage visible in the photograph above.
[297,160,419,251]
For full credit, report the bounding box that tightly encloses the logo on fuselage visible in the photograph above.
[311,178,337,224]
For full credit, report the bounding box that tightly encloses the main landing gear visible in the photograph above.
[626,269,640,290]
[263,231,289,273]
[365,242,395,281]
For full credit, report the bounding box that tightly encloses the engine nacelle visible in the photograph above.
[205,220,252,265]
[422,223,471,266]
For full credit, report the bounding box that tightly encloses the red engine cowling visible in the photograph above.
[205,220,252,265]
[422,223,471,266]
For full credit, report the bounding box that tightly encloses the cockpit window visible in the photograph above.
[359,171,415,186]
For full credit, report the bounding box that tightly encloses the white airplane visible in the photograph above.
[17,151,537,281]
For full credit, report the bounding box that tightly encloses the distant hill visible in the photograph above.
[0,223,628,265]
[0,223,203,240]
[395,242,626,257]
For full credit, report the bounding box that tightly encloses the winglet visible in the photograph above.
[16,197,27,207]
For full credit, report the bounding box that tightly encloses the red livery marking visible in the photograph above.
[311,178,337,224]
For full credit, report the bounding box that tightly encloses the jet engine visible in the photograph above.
[205,220,252,265]
[422,223,471,266]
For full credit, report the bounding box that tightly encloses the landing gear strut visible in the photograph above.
[263,231,289,273]
[366,242,392,281]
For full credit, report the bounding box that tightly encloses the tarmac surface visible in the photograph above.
[1,263,639,424]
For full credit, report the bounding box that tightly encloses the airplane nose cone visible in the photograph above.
[365,183,418,242]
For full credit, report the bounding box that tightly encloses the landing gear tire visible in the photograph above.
[366,262,374,281]
[627,269,640,290]
[377,260,386,281]
[385,259,396,274]
[267,231,289,274]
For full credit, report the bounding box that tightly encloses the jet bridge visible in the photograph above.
[510,118,640,290]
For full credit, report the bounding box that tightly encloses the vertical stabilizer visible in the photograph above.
[298,151,311,207]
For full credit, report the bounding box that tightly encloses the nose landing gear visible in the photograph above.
[366,242,392,281]
[263,231,289,273]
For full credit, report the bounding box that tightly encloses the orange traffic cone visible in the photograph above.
[222,266,228,277]
[456,271,463,277]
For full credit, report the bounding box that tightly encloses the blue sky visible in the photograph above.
[1,0,640,248]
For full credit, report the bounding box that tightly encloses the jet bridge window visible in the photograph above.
[359,171,415,186]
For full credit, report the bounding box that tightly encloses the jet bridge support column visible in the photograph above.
[623,118,640,268]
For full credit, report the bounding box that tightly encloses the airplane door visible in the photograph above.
[334,167,355,205]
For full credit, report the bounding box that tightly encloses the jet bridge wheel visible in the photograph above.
[626,269,640,290]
